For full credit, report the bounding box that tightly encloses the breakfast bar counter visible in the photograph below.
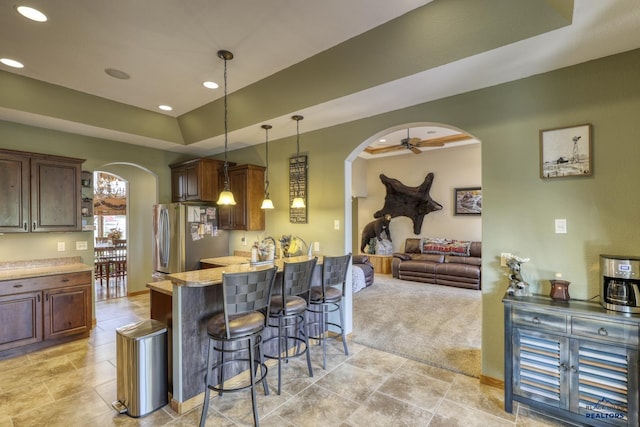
[147,256,322,414]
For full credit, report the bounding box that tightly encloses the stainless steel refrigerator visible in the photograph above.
[152,203,229,277]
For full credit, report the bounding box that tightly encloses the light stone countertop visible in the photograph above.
[168,255,322,288]
[0,257,93,281]
[200,255,250,266]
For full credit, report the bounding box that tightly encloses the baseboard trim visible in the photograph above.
[127,289,150,297]
[480,374,504,389]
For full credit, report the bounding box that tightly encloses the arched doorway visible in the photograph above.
[345,122,482,376]
[92,163,158,304]
[93,171,128,300]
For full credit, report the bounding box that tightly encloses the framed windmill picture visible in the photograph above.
[540,124,592,179]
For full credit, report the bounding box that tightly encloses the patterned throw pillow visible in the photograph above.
[421,238,471,256]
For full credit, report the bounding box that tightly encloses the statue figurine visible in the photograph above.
[360,214,392,253]
[506,255,530,296]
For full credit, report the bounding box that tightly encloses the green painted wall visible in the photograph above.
[1,48,639,382]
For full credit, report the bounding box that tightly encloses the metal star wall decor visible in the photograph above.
[374,173,443,235]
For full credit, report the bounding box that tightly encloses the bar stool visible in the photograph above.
[307,253,351,369]
[199,266,277,427]
[265,257,317,395]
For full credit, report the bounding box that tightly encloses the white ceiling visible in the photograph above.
[1,0,640,157]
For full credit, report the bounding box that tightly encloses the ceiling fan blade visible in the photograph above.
[410,146,422,154]
[364,144,406,155]
[414,134,473,147]
[409,137,422,145]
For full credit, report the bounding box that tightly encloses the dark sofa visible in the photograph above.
[392,238,481,290]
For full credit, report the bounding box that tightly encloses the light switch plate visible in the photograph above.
[76,241,88,250]
[555,219,567,234]
[334,220,340,230]
[57,242,65,251]
[314,241,320,251]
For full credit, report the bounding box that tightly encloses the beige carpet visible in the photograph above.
[352,275,481,377]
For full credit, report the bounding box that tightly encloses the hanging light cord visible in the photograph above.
[264,126,270,197]
[222,55,230,190]
[295,119,300,196]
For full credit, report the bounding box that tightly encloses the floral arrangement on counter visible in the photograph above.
[257,238,275,261]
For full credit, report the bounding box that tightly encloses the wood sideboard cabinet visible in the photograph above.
[0,271,92,356]
[0,148,84,233]
[169,158,227,203]
[217,164,265,231]
[503,294,639,427]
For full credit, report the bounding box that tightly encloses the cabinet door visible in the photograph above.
[43,284,91,340]
[0,291,43,351]
[570,340,636,425]
[217,168,246,230]
[171,167,185,202]
[184,162,202,201]
[31,156,82,232]
[0,151,30,232]
[513,328,570,410]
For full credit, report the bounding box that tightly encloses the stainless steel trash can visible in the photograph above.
[113,319,168,417]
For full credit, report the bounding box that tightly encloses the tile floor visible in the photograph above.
[0,294,573,426]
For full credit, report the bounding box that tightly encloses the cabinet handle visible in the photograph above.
[531,316,541,325]
[598,327,608,336]
[560,363,569,371]
[37,294,40,302]
[23,222,27,231]
[33,221,36,230]
[13,284,23,288]
[61,279,69,282]
[46,293,49,302]
[570,365,578,373]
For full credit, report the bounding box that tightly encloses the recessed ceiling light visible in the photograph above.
[203,81,219,89]
[16,6,47,22]
[105,68,130,80]
[379,138,387,143]
[158,105,173,111]
[0,58,24,68]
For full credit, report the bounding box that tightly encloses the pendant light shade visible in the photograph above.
[291,115,306,209]
[216,50,236,206]
[260,124,274,209]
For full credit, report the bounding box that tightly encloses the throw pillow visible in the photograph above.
[421,238,471,256]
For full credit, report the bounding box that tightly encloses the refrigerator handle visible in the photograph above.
[159,207,170,267]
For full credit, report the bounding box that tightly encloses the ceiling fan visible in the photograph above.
[364,130,474,156]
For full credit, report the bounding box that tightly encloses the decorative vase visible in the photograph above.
[549,279,571,301]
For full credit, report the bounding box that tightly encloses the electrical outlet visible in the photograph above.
[314,241,320,252]
[241,236,247,246]
[334,220,340,230]
[76,241,88,250]
[57,242,65,252]
[500,252,512,267]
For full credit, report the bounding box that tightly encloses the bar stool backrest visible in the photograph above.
[321,254,352,298]
[280,257,317,315]
[221,266,278,339]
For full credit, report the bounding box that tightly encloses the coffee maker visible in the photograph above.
[600,254,640,313]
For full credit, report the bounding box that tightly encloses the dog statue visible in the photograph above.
[360,214,392,253]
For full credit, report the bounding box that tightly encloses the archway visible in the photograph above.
[344,121,482,374]
[93,163,158,301]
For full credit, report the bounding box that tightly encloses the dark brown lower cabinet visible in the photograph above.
[44,284,91,340]
[0,291,43,351]
[0,271,92,357]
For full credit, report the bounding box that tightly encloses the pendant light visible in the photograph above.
[216,50,236,206]
[260,124,274,209]
[291,115,306,209]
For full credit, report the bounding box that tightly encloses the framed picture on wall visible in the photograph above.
[540,123,592,178]
[454,187,482,215]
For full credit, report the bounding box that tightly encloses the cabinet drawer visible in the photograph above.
[1,271,91,295]
[512,308,567,333]
[571,316,639,346]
